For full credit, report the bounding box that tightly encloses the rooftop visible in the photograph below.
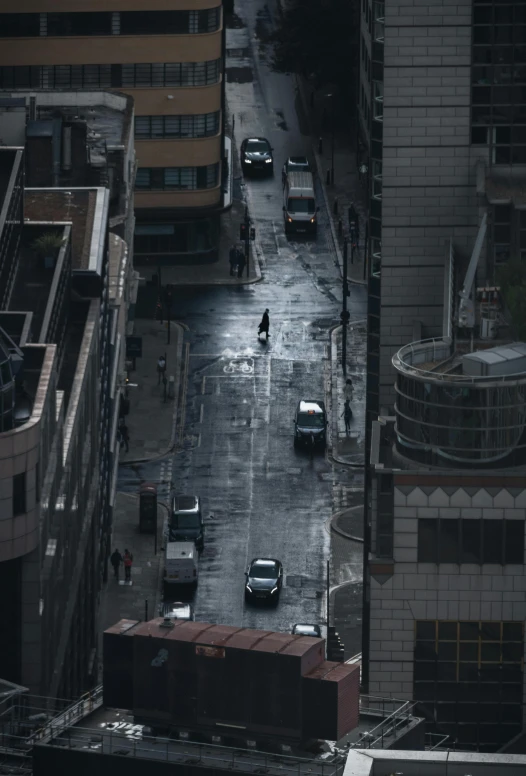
[345,748,526,776]
[25,189,96,271]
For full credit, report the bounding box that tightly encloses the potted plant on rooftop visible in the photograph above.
[31,231,65,270]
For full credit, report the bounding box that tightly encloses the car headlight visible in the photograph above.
[310,216,316,223]
[265,158,272,164]
[246,584,253,593]
[287,216,293,223]
[244,159,252,164]
[271,586,278,594]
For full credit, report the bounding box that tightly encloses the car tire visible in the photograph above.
[293,436,299,449]
[244,592,251,604]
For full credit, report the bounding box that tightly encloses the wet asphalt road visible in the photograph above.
[119,0,366,636]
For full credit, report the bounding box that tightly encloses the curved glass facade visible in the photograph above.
[393,341,526,468]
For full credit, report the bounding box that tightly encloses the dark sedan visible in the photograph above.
[244,558,283,604]
[241,137,274,175]
[293,400,327,450]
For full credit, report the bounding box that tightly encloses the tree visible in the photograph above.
[269,0,356,92]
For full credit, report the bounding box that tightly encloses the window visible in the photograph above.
[414,620,524,752]
[46,12,112,36]
[0,13,40,37]
[121,8,220,35]
[418,518,524,565]
[13,472,26,516]
[135,112,220,139]
[121,60,220,87]
[135,164,219,191]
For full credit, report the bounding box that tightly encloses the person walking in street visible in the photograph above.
[236,246,246,279]
[229,244,238,276]
[123,549,133,582]
[342,399,353,435]
[110,548,123,580]
[157,355,166,386]
[120,423,129,453]
[258,309,270,341]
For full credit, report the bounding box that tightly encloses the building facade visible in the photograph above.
[0,1,226,267]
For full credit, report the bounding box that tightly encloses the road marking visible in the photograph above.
[201,376,206,395]
[199,403,204,423]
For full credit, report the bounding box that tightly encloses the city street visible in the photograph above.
[116,0,366,644]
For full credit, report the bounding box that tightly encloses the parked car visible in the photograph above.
[168,495,204,551]
[293,400,327,449]
[164,542,198,589]
[241,137,274,175]
[283,171,318,234]
[292,623,322,638]
[159,601,195,621]
[282,155,311,184]
[244,558,283,604]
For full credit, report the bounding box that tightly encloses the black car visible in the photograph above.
[292,623,322,638]
[159,601,194,621]
[241,137,274,175]
[168,495,204,551]
[244,558,283,604]
[282,155,311,184]
[293,400,327,449]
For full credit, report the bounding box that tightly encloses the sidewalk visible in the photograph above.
[120,318,187,464]
[98,494,165,672]
[329,323,367,467]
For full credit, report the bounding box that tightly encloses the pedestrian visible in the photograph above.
[110,548,123,580]
[344,378,354,403]
[157,355,166,386]
[236,246,246,278]
[229,243,238,276]
[120,423,129,453]
[258,309,270,341]
[342,399,353,435]
[123,549,133,582]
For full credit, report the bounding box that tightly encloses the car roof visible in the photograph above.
[172,495,200,513]
[288,156,309,165]
[250,557,280,566]
[293,624,321,635]
[298,400,325,414]
[246,137,270,144]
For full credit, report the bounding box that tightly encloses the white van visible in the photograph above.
[283,171,318,235]
[164,542,198,588]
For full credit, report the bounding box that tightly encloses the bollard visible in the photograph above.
[318,137,323,155]
[326,169,331,185]
[168,375,175,399]
[333,198,338,216]
[338,218,343,237]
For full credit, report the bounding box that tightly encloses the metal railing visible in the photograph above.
[350,696,417,750]
[393,338,526,384]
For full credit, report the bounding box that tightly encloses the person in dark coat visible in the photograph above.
[236,247,246,278]
[229,244,238,276]
[110,549,123,580]
[258,309,270,341]
[341,399,352,434]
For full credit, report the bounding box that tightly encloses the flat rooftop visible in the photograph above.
[25,189,96,271]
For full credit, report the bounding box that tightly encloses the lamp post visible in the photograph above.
[325,93,335,185]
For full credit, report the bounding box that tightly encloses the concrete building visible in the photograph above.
[358,0,526,416]
[345,748,526,776]
[0,90,135,698]
[0,1,226,267]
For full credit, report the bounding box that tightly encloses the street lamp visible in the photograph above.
[325,93,335,185]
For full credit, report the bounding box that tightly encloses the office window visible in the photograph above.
[135,164,219,191]
[135,112,220,139]
[0,13,40,36]
[121,8,219,35]
[121,60,220,87]
[414,620,524,752]
[418,518,524,565]
[46,12,112,36]
[13,472,25,516]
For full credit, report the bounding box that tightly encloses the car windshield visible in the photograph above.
[297,412,324,428]
[288,158,309,169]
[172,514,200,529]
[246,141,269,153]
[288,198,315,214]
[250,564,277,579]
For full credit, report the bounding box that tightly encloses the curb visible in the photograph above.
[330,507,364,543]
